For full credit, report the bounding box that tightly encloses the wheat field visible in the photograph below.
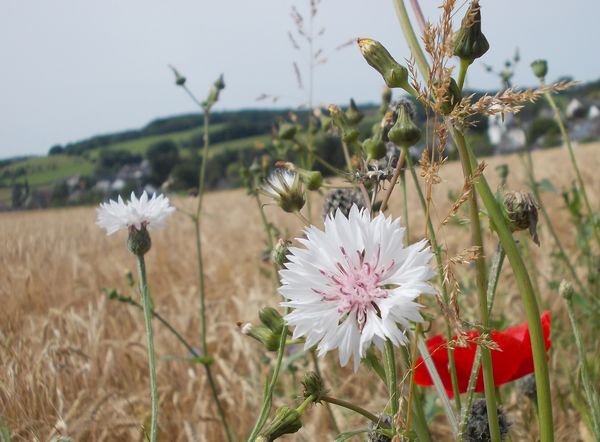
[1,143,599,441]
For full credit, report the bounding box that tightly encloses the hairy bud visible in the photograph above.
[454,0,490,62]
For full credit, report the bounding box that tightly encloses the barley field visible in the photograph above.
[1,143,599,441]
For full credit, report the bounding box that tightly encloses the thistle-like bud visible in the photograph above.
[454,0,490,62]
[388,101,421,147]
[329,105,359,144]
[465,399,511,442]
[301,372,327,403]
[278,123,298,141]
[260,169,305,213]
[204,74,225,110]
[259,306,285,335]
[531,59,548,80]
[127,226,151,256]
[346,98,364,126]
[240,323,280,351]
[434,78,461,115]
[258,406,302,441]
[169,65,186,86]
[363,129,387,161]
[322,188,365,220]
[214,73,225,91]
[503,191,540,245]
[297,169,323,191]
[559,280,574,301]
[270,238,290,268]
[357,38,411,92]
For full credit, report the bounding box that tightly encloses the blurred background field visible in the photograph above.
[1,143,598,441]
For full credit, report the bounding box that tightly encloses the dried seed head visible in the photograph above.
[357,38,411,92]
[322,188,365,220]
[559,279,575,301]
[503,191,540,245]
[466,399,511,442]
[367,414,392,442]
[530,59,548,80]
[260,169,306,213]
[454,0,490,62]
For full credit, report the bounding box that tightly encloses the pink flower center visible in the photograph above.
[317,246,393,331]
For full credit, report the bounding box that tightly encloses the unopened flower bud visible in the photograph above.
[358,38,411,92]
[329,105,359,144]
[127,226,151,256]
[278,123,297,141]
[258,406,302,441]
[214,73,225,90]
[531,59,548,80]
[271,238,290,268]
[454,0,490,62]
[240,323,280,351]
[259,306,285,335]
[301,372,327,403]
[503,191,540,245]
[388,101,421,147]
[298,170,323,191]
[345,98,364,126]
[466,399,510,442]
[559,280,574,301]
[363,131,387,161]
[169,65,186,86]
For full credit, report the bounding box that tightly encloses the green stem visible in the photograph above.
[457,58,472,92]
[392,0,429,79]
[457,130,554,441]
[136,255,159,442]
[564,295,600,439]
[321,396,388,427]
[383,339,399,420]
[543,88,600,250]
[400,169,410,240]
[454,130,501,442]
[402,145,463,409]
[310,351,341,434]
[246,319,289,441]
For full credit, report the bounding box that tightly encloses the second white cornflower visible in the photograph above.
[280,205,435,371]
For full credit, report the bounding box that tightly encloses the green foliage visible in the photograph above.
[146,140,180,185]
[96,149,142,175]
[528,117,560,146]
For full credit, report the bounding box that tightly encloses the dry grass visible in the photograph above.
[1,143,599,441]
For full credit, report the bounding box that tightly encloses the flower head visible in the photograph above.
[96,191,175,235]
[260,169,305,213]
[280,205,435,371]
[414,312,551,397]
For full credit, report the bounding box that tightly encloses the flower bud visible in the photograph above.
[259,306,285,335]
[530,59,548,80]
[388,101,421,147]
[278,123,297,141]
[258,406,302,441]
[301,372,327,403]
[298,170,323,191]
[127,226,151,256]
[270,238,290,268]
[454,0,490,62]
[559,280,574,301]
[433,78,461,115]
[169,65,186,86]
[345,98,364,126]
[328,105,359,144]
[214,73,225,91]
[358,38,411,92]
[363,131,387,161]
[503,191,540,245]
[240,323,280,351]
[466,399,510,442]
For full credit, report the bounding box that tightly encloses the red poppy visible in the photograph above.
[414,311,551,397]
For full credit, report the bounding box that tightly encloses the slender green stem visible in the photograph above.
[543,88,600,250]
[402,145,463,407]
[310,352,340,434]
[136,255,158,442]
[392,0,429,79]
[458,131,554,441]
[565,295,600,439]
[454,130,501,442]
[341,141,353,172]
[400,169,410,240]
[457,59,472,92]
[383,339,399,420]
[246,324,290,441]
[321,396,387,427]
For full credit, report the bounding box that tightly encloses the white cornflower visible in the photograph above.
[96,191,175,235]
[280,205,435,371]
[260,169,305,213]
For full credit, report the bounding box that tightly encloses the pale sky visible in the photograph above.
[1,0,599,159]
